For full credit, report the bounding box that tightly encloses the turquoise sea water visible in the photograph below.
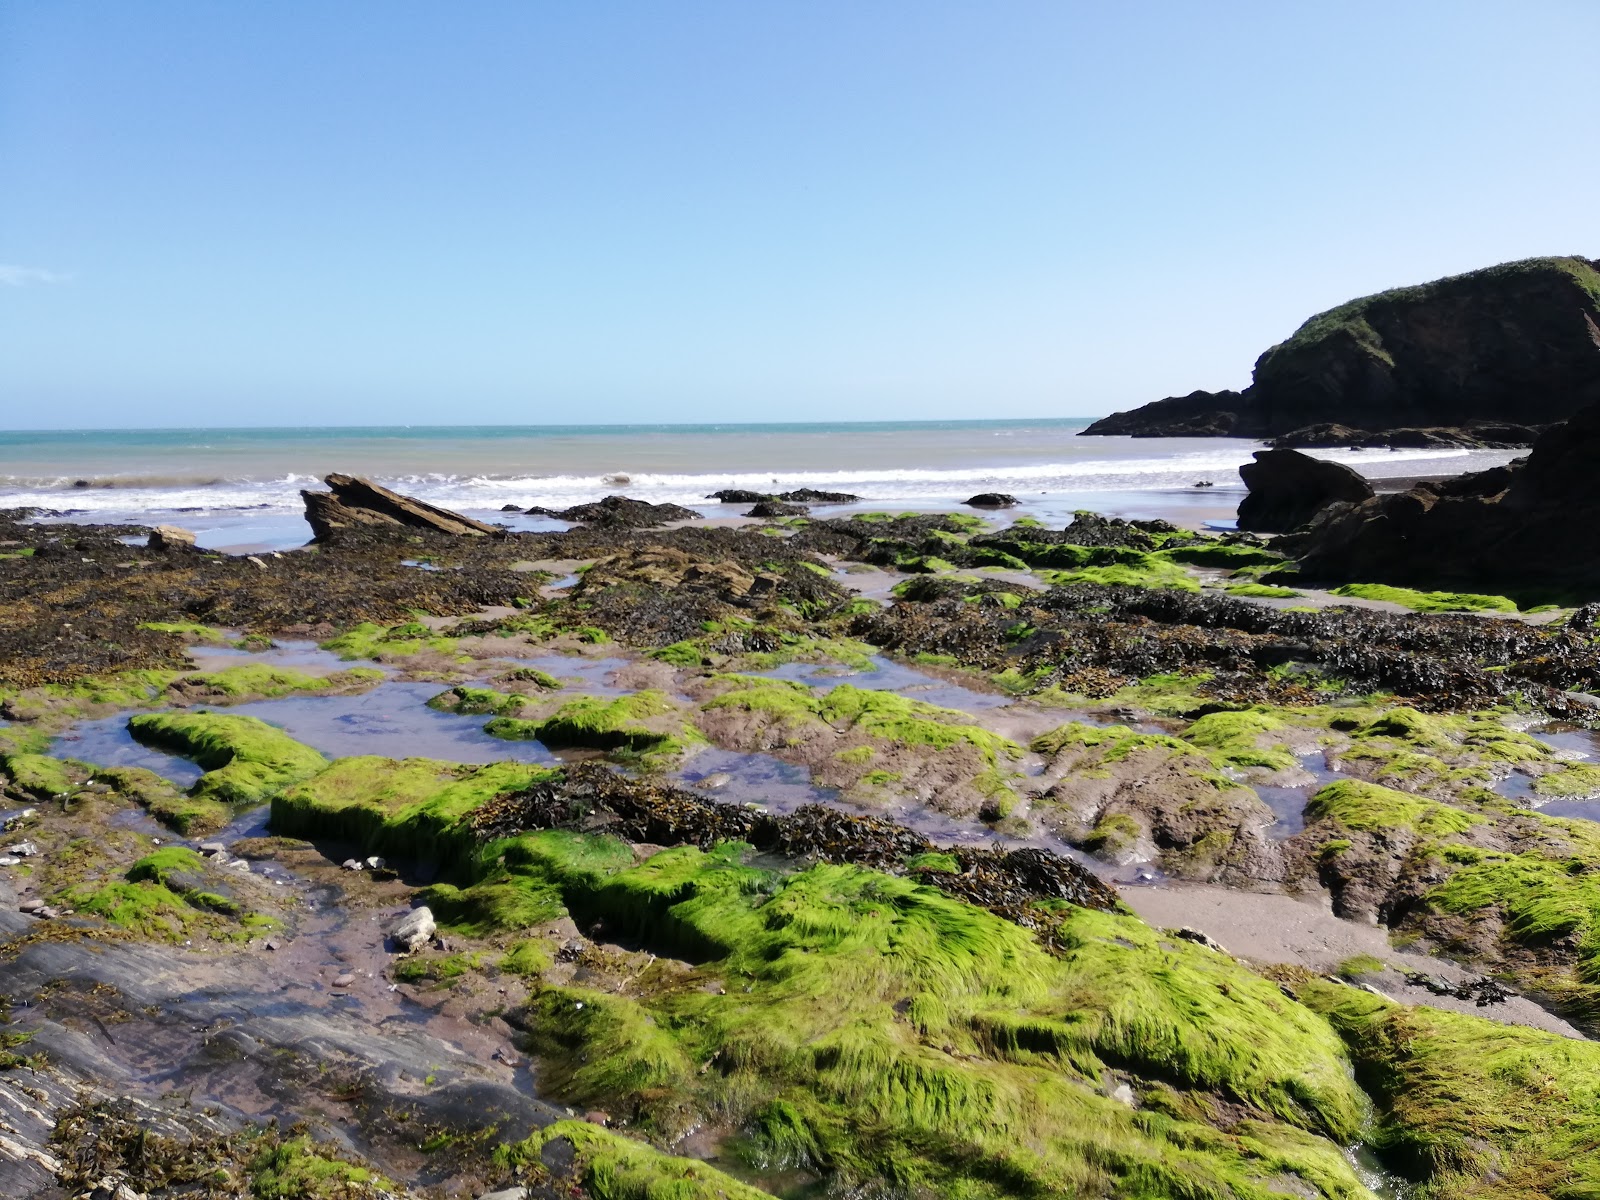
[0,419,1516,550]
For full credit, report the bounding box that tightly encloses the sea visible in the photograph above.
[0,420,1523,552]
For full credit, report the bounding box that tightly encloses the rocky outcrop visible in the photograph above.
[707,488,861,505]
[146,525,198,551]
[964,493,1019,508]
[301,474,500,541]
[745,500,808,518]
[526,495,699,528]
[1083,256,1600,440]
[1236,450,1373,533]
[1271,421,1546,450]
[1281,400,1600,596]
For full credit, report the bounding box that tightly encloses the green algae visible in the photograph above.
[1,751,79,799]
[1156,543,1283,568]
[1328,583,1520,614]
[1226,582,1304,599]
[485,690,703,764]
[500,1121,775,1200]
[499,939,552,977]
[273,757,558,871]
[248,1135,389,1199]
[1304,780,1480,837]
[1043,558,1201,592]
[321,620,467,661]
[1300,976,1600,1197]
[172,663,382,700]
[513,855,1371,1198]
[66,847,248,937]
[128,712,330,805]
[1533,762,1600,799]
[1183,709,1301,773]
[138,620,229,643]
[425,685,531,716]
[703,676,1020,768]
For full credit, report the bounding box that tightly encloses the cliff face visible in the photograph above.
[1083,256,1600,441]
[1279,399,1600,597]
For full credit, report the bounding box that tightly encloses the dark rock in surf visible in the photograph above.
[302,474,501,541]
[525,495,700,529]
[707,489,773,503]
[964,493,1018,508]
[1236,450,1373,533]
[745,500,809,518]
[778,488,859,504]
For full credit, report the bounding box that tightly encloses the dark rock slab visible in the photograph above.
[525,495,700,528]
[964,493,1018,508]
[302,474,501,541]
[1237,450,1374,533]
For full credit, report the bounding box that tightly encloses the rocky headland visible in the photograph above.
[1082,255,1600,445]
[8,475,1600,1198]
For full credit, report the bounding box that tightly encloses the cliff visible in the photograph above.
[1083,256,1600,443]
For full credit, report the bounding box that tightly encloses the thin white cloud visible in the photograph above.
[0,264,71,286]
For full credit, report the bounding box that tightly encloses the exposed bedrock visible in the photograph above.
[301,473,501,541]
[1281,399,1600,597]
[1083,255,1600,440]
[1236,449,1374,532]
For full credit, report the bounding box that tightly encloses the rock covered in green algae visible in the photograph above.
[506,854,1374,1198]
[1030,721,1282,880]
[692,675,1023,818]
[127,711,330,805]
[1299,976,1600,1198]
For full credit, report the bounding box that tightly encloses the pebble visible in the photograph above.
[696,772,733,792]
[19,898,44,914]
[199,842,227,856]
[6,842,40,857]
[391,906,436,953]
[263,938,281,951]
[332,973,356,988]
[365,855,386,870]
[341,859,363,871]
[0,857,19,867]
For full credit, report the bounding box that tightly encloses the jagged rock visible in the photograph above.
[146,525,197,551]
[744,500,808,518]
[526,495,699,528]
[1236,450,1374,533]
[707,489,772,503]
[1084,256,1600,439]
[301,474,500,541]
[391,906,437,952]
[964,493,1018,507]
[1283,399,1600,594]
[778,488,860,504]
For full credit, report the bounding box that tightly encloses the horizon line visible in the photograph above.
[0,416,1106,437]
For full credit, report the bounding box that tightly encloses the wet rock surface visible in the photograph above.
[12,487,1600,1197]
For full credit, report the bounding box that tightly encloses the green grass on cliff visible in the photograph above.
[1258,256,1600,375]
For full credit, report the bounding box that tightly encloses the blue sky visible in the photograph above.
[3,2,1597,429]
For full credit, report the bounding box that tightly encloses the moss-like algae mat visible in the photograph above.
[243,720,1379,1198]
[1299,977,1600,1198]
